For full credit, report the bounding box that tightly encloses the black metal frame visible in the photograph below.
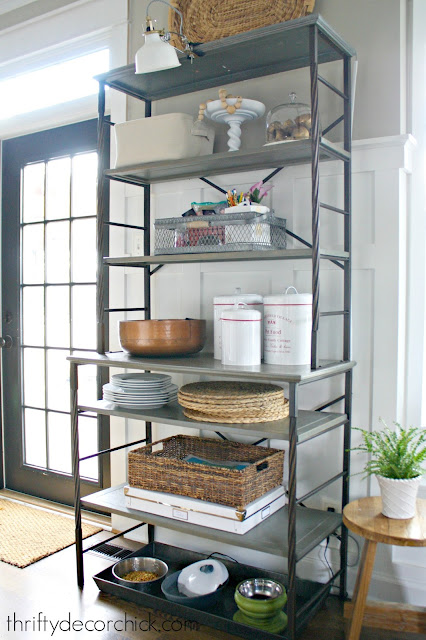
[71,16,354,640]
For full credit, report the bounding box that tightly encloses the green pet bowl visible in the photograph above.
[234,578,287,621]
[233,609,288,633]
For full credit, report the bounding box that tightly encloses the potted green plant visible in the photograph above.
[352,421,426,519]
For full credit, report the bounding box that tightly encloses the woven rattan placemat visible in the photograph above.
[179,381,284,401]
[178,381,289,423]
[183,405,289,423]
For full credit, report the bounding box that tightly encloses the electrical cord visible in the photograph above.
[332,531,361,567]
[318,530,361,581]
[321,536,334,578]
[206,551,239,564]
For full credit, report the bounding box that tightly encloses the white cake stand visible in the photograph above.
[204,98,265,152]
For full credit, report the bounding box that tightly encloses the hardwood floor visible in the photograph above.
[0,529,422,640]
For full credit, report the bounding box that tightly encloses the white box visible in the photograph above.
[124,485,286,535]
[113,113,215,168]
[224,204,270,214]
[225,221,272,245]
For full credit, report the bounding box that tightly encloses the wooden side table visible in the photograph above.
[342,497,426,640]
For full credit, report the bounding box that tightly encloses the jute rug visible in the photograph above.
[0,498,102,568]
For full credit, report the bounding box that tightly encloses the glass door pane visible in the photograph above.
[20,151,99,480]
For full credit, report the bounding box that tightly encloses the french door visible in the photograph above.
[1,119,109,504]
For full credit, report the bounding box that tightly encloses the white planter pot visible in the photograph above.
[376,475,422,519]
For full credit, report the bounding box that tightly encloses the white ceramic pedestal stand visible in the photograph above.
[205,98,265,151]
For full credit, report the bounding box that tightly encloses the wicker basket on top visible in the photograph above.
[128,434,284,509]
[168,0,316,47]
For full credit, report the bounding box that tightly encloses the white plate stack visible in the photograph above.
[102,373,178,409]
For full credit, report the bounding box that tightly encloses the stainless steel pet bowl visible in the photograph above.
[237,578,284,599]
[112,557,168,591]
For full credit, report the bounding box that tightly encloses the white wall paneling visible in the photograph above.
[113,135,420,602]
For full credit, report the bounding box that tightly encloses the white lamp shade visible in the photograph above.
[135,32,181,74]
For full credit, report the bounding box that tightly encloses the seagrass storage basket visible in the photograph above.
[128,435,284,509]
[168,0,315,46]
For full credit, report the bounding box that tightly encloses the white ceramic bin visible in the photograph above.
[214,289,263,360]
[264,287,313,365]
[221,306,262,366]
[113,113,215,167]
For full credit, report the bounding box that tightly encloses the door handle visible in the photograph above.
[0,336,13,349]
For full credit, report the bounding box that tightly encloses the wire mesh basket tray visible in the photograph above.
[154,211,287,255]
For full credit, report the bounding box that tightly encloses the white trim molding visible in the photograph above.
[0,0,129,139]
[0,0,34,15]
[0,0,128,67]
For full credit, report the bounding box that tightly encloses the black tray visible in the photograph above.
[93,542,331,639]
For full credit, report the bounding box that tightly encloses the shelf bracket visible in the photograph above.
[322,115,344,137]
[199,177,227,194]
[150,265,164,276]
[199,167,283,197]
[296,568,344,619]
[107,174,150,188]
[320,201,349,216]
[320,310,349,317]
[318,74,348,100]
[104,221,147,231]
[104,307,147,313]
[79,437,148,461]
[285,229,344,269]
[84,523,146,554]
[316,395,345,411]
[262,167,283,184]
[297,471,346,504]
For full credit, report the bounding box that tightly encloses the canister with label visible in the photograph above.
[263,287,313,365]
[214,288,263,360]
[221,305,262,366]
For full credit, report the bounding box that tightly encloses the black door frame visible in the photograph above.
[0,384,3,489]
[1,118,109,504]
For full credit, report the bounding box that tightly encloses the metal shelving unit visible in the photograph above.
[69,13,355,640]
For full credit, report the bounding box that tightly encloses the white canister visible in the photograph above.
[214,288,263,359]
[221,306,262,366]
[263,287,313,365]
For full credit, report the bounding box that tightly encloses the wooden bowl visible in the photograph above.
[119,319,206,357]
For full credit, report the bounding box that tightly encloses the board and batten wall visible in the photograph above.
[109,134,426,604]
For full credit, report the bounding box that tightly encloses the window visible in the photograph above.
[0,49,109,120]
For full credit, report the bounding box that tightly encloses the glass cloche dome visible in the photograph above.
[266,92,319,143]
